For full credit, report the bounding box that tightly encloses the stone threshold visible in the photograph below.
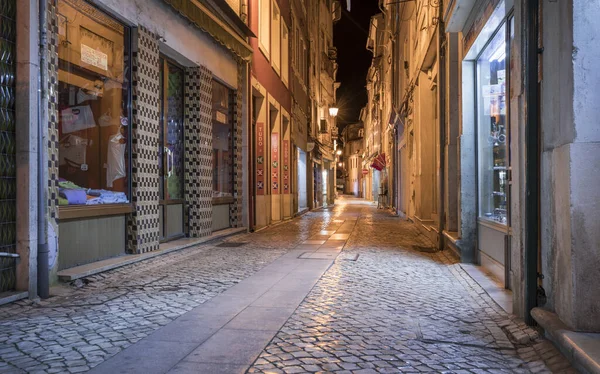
[0,291,28,306]
[57,228,247,282]
[443,230,461,259]
[532,308,600,374]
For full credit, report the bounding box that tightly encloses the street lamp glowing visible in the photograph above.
[329,107,339,117]
[336,150,342,155]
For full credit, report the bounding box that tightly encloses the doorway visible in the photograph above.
[158,57,185,241]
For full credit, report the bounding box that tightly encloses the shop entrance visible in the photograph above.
[158,57,185,241]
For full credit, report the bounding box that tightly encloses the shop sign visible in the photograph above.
[81,44,108,71]
[283,140,290,193]
[271,133,279,195]
[256,122,265,195]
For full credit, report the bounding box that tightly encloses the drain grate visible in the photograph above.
[216,242,248,248]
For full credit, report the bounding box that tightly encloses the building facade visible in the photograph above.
[377,0,600,366]
[249,0,293,229]
[340,123,364,197]
[3,0,252,299]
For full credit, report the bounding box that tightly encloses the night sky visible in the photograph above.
[333,0,381,129]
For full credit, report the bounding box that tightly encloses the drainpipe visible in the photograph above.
[524,0,540,326]
[247,63,255,231]
[437,5,446,251]
[37,0,49,299]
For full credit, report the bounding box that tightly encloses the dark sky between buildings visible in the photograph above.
[334,0,381,130]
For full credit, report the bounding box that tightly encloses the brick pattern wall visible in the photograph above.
[127,26,161,254]
[184,67,213,237]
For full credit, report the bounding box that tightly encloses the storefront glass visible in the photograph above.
[212,80,234,197]
[57,0,130,206]
[159,59,184,200]
[477,24,507,224]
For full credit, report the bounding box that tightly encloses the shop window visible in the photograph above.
[57,0,130,206]
[158,58,184,201]
[271,0,281,74]
[259,0,270,58]
[212,81,234,198]
[282,22,289,86]
[477,24,507,224]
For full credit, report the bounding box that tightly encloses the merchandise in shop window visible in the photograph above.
[56,0,130,206]
[212,80,234,198]
[477,24,508,224]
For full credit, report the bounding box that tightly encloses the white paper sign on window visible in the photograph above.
[81,44,108,71]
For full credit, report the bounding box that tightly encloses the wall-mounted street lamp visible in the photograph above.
[336,150,342,155]
[329,107,339,117]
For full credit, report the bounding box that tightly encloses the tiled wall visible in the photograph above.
[184,67,213,237]
[47,0,59,229]
[230,61,244,228]
[127,26,161,254]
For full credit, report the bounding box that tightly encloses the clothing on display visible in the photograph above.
[59,134,89,166]
[76,88,100,104]
[58,178,129,206]
[98,112,113,127]
[61,105,97,133]
[86,189,128,204]
[106,133,126,187]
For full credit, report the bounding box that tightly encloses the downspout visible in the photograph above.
[437,5,446,250]
[38,0,49,299]
[247,63,255,231]
[524,0,540,326]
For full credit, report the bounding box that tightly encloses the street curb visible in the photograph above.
[57,228,247,282]
[532,307,600,374]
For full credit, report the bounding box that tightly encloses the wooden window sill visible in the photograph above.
[212,196,235,205]
[59,204,133,221]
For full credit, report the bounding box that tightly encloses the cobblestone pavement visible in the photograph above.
[248,198,576,374]
[0,212,337,373]
[0,198,575,373]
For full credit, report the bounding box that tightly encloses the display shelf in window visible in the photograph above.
[477,23,508,225]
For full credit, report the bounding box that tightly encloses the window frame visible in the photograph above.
[271,0,281,75]
[282,21,289,86]
[211,80,235,200]
[56,0,133,217]
[258,0,271,59]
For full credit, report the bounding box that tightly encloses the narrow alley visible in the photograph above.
[0,198,574,373]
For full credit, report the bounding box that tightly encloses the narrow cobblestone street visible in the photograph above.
[0,198,575,373]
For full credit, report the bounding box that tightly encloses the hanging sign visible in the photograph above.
[256,122,265,195]
[362,169,369,175]
[283,140,290,193]
[271,133,279,194]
